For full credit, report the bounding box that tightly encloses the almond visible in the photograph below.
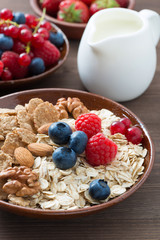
[14,147,34,168]
[37,122,53,134]
[28,143,53,157]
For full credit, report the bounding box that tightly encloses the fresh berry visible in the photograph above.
[0,50,3,58]
[0,8,13,20]
[42,0,62,15]
[13,12,26,24]
[52,147,77,170]
[125,126,143,144]
[69,131,88,154]
[75,113,101,139]
[0,23,7,33]
[1,69,12,81]
[37,27,49,40]
[19,29,32,44]
[115,0,129,7]
[33,40,60,66]
[110,121,126,135]
[0,61,4,76]
[29,57,45,75]
[0,34,13,51]
[18,53,31,67]
[89,179,110,200]
[3,27,10,36]
[40,21,52,31]
[85,133,118,166]
[48,122,72,144]
[90,0,119,15]
[31,33,45,47]
[18,24,30,31]
[119,117,132,129]
[12,40,25,54]
[8,25,19,38]
[57,0,90,23]
[25,14,38,28]
[1,51,28,79]
[49,31,64,47]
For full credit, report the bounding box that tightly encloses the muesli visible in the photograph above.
[0,97,147,210]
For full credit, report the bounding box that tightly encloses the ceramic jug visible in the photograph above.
[77,8,160,102]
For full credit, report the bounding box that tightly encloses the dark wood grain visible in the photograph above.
[0,0,160,239]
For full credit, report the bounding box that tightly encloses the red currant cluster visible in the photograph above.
[0,8,62,81]
[110,117,143,144]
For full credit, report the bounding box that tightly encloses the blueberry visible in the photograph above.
[0,49,3,58]
[13,12,26,24]
[52,147,77,170]
[29,57,45,75]
[49,32,64,47]
[48,122,72,144]
[69,131,88,154]
[0,34,13,51]
[89,179,110,200]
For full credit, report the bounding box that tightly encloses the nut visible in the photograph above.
[28,143,53,157]
[14,147,34,168]
[37,122,53,134]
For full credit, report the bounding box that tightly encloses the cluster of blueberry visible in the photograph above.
[48,121,111,201]
[0,8,64,80]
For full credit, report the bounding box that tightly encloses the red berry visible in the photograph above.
[75,113,101,139]
[0,23,7,33]
[18,53,31,67]
[40,21,52,31]
[29,51,34,60]
[1,69,12,81]
[3,27,10,36]
[115,0,129,8]
[19,29,32,43]
[31,33,45,47]
[19,24,30,31]
[0,8,13,20]
[33,40,60,66]
[86,133,118,166]
[25,14,38,28]
[0,61,4,76]
[119,117,132,129]
[37,28,49,40]
[125,126,143,144]
[8,25,19,38]
[110,121,126,135]
[12,40,26,54]
[1,51,28,79]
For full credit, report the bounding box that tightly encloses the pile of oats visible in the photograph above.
[0,98,147,210]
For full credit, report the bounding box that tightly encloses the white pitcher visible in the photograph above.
[77,8,160,102]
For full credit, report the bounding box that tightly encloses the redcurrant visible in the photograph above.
[0,61,4,76]
[1,69,12,81]
[110,121,126,135]
[125,126,143,144]
[25,14,38,28]
[37,28,49,40]
[31,33,45,47]
[19,29,32,43]
[120,117,132,129]
[0,8,13,20]
[40,21,52,31]
[18,53,31,67]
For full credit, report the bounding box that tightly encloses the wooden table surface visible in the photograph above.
[0,0,160,239]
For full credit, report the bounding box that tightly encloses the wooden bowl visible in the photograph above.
[30,0,136,39]
[0,25,69,89]
[0,88,154,219]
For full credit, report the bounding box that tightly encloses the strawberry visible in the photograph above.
[41,0,62,15]
[33,40,60,66]
[89,0,119,16]
[57,0,90,23]
[115,0,129,7]
[1,51,28,79]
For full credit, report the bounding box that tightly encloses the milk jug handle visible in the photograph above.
[139,9,160,46]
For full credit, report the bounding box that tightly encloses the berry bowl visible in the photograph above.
[30,0,136,39]
[0,10,69,88]
[0,88,154,219]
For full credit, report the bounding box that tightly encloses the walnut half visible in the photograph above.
[0,166,40,197]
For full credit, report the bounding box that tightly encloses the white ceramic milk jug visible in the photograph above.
[77,8,160,102]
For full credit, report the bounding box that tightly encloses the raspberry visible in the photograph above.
[75,113,101,139]
[33,40,60,66]
[12,40,25,54]
[1,51,28,79]
[85,133,118,166]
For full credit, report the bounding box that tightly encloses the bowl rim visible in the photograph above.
[0,88,155,218]
[0,24,69,87]
[30,0,136,29]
